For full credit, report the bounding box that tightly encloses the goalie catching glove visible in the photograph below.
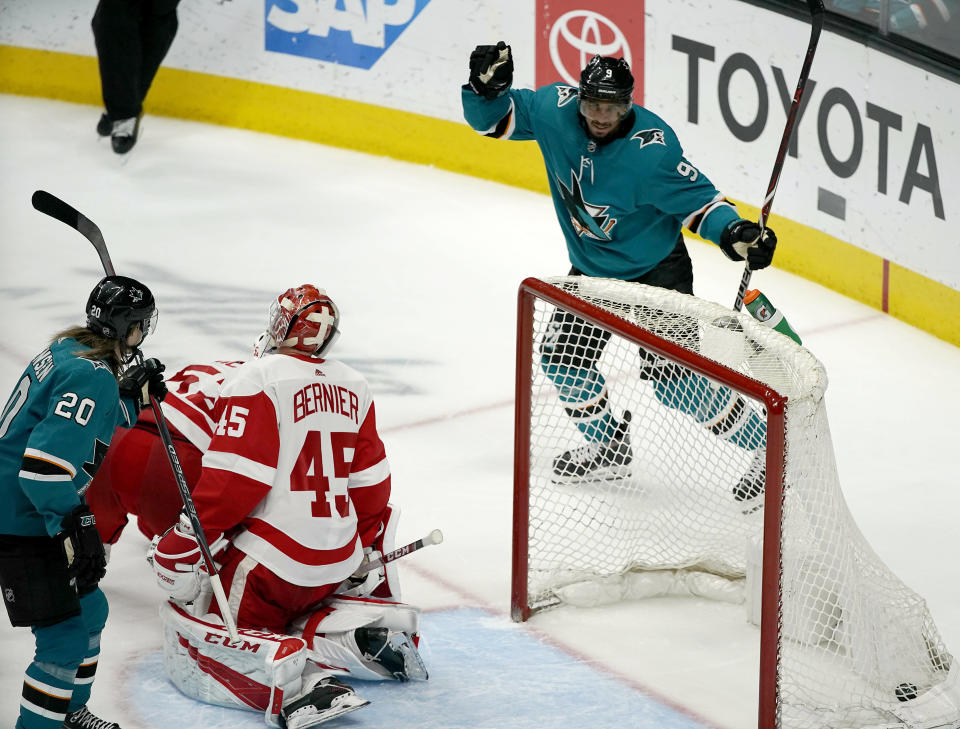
[468,41,514,100]
[720,219,778,270]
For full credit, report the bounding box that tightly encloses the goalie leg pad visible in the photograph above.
[159,600,308,727]
[292,596,426,682]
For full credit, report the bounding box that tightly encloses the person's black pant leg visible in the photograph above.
[92,0,145,120]
[138,0,180,104]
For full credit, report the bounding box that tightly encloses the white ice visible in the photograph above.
[1,94,958,729]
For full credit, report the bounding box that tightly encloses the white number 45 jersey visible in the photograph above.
[192,352,391,588]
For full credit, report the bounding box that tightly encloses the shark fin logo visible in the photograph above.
[556,86,578,107]
[81,438,110,486]
[631,128,666,148]
[555,171,617,241]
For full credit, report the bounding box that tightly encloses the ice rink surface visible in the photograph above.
[1,94,958,729]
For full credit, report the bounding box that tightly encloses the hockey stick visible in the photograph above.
[31,190,241,643]
[733,0,825,312]
[31,191,117,277]
[353,529,444,576]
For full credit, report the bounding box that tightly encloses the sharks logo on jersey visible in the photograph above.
[631,129,666,148]
[555,171,618,241]
[80,438,110,488]
[556,86,578,107]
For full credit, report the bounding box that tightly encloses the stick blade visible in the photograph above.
[32,190,80,228]
[31,190,115,276]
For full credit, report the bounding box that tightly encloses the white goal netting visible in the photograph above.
[516,276,959,729]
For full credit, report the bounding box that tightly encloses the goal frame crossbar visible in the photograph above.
[512,277,788,728]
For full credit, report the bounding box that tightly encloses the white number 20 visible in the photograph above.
[54,392,96,426]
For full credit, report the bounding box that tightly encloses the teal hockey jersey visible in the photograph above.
[0,337,137,537]
[462,83,741,280]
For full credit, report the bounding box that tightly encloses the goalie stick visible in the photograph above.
[30,190,241,643]
[354,529,444,576]
[733,0,825,312]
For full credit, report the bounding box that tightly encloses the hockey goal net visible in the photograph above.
[512,276,959,729]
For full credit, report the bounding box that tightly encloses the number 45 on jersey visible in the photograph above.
[215,404,354,519]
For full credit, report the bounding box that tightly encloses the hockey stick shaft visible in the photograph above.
[31,190,240,642]
[354,529,443,575]
[733,0,825,312]
[145,387,239,642]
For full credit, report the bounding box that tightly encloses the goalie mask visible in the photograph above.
[86,275,158,343]
[268,284,340,357]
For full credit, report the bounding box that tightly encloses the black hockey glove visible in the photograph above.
[719,219,778,270]
[59,505,107,595]
[468,41,514,100]
[118,357,167,412]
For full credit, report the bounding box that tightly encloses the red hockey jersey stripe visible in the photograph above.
[243,518,360,566]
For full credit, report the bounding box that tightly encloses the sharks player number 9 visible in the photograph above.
[463,45,779,504]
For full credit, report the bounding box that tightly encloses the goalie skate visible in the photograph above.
[733,449,765,515]
[280,676,369,729]
[552,411,633,483]
[354,627,428,682]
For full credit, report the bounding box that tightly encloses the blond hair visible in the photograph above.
[51,326,122,377]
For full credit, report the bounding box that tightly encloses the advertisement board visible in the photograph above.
[1,0,957,295]
[0,0,534,123]
[534,1,645,102]
[645,0,958,290]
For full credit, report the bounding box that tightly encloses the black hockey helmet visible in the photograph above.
[86,275,157,342]
[578,56,634,105]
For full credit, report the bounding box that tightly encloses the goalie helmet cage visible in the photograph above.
[512,276,960,729]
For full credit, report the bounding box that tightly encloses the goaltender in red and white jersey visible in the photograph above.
[193,350,391,588]
[151,284,423,729]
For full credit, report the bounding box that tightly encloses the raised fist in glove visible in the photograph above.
[118,357,167,412]
[152,516,204,603]
[720,219,778,270]
[468,41,513,100]
[59,505,107,595]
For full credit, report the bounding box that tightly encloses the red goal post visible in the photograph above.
[511,276,959,729]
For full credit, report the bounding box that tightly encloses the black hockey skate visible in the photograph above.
[62,706,120,729]
[734,449,765,514]
[354,626,429,681]
[280,676,368,729]
[96,113,111,137]
[552,411,633,483]
[110,116,141,155]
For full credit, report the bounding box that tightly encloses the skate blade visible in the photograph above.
[391,633,429,681]
[551,465,632,485]
[306,695,370,727]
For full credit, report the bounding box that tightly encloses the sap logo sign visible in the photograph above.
[266,0,431,70]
